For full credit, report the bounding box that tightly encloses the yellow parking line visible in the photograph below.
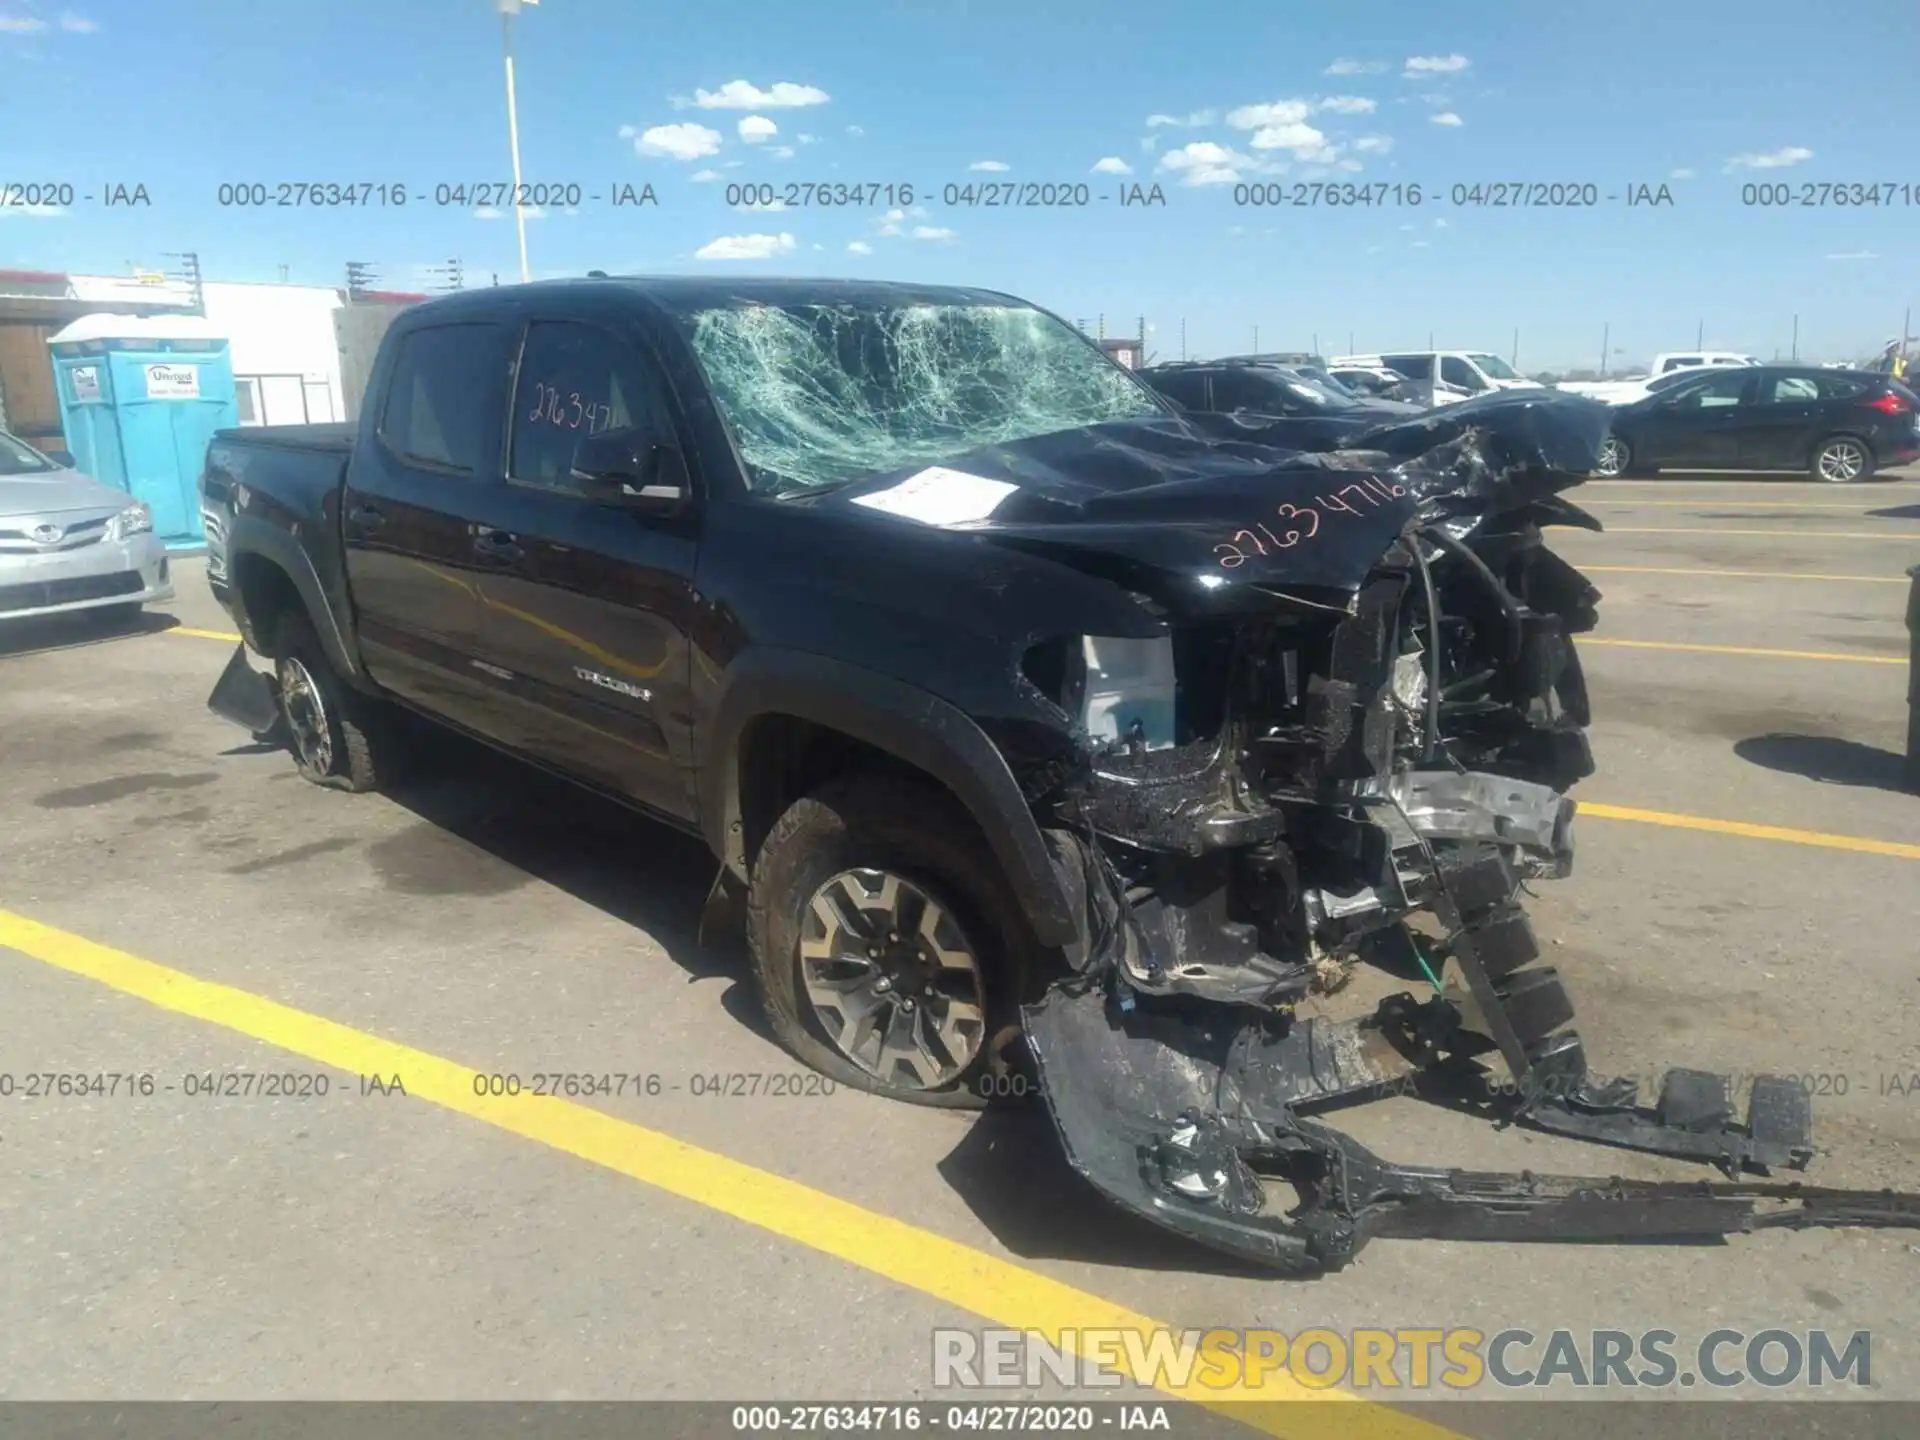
[168,626,243,643]
[1583,638,1903,666]
[1582,499,1886,509]
[1581,804,1920,860]
[0,907,1452,1440]
[1574,527,1919,541]
[1577,565,1906,584]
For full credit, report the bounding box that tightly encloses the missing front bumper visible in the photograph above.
[1023,831,1920,1272]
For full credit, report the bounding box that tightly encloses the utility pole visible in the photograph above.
[1600,322,1610,378]
[1180,317,1186,360]
[1791,314,1799,361]
[1347,330,1354,354]
[1252,325,1259,352]
[1511,327,1519,367]
[161,251,204,315]
[497,0,540,283]
[1696,318,1704,349]
[1312,332,1320,357]
[1427,329,1434,348]
[345,261,378,301]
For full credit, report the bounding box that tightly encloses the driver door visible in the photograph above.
[1634,369,1755,468]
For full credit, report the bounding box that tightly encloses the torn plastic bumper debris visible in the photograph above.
[1022,835,1920,1274]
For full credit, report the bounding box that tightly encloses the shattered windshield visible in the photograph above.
[673,299,1168,494]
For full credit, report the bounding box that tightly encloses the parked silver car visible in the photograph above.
[0,429,174,623]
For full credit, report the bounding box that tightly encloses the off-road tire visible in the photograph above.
[270,609,405,793]
[746,772,1050,1109]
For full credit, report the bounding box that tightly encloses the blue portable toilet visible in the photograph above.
[46,313,241,548]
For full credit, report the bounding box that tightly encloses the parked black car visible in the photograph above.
[195,276,1914,1272]
[1593,365,1920,482]
[1138,358,1423,425]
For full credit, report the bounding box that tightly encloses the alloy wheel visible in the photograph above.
[797,868,988,1090]
[1816,440,1867,483]
[277,656,334,775]
[1594,437,1628,478]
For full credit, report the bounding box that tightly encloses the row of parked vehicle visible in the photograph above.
[1135,348,1920,484]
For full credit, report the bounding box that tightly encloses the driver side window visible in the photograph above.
[508,321,670,493]
[1671,371,1749,409]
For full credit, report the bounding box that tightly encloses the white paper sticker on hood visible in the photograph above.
[850,467,1017,526]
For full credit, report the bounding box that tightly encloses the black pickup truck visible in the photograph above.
[200,276,1916,1271]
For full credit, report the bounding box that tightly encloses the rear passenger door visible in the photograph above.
[342,319,515,724]
[461,316,701,822]
[1737,371,1825,469]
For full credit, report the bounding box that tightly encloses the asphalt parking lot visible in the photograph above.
[2,470,1917,1434]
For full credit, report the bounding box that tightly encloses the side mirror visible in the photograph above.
[570,427,689,514]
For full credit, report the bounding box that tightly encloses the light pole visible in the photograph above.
[496,0,538,283]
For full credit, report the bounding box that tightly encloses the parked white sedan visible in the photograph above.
[0,429,174,624]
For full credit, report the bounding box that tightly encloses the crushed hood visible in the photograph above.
[818,389,1612,597]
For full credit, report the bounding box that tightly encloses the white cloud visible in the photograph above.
[59,12,97,31]
[738,115,778,144]
[630,122,723,160]
[0,202,65,217]
[1434,217,1450,228]
[694,231,798,260]
[1404,54,1469,76]
[1146,109,1217,128]
[1157,141,1260,187]
[1247,121,1335,162]
[1399,222,1417,232]
[877,207,907,236]
[473,205,505,220]
[798,133,818,144]
[767,145,796,159]
[1325,58,1387,76]
[1825,250,1878,261]
[1724,146,1812,170]
[1411,239,1430,247]
[969,160,1010,172]
[1091,156,1133,175]
[0,13,47,31]
[847,240,873,255]
[1430,112,1464,127]
[846,124,864,136]
[1139,135,1160,154]
[521,205,548,220]
[679,80,829,110]
[1225,99,1312,129]
[911,225,955,241]
[1669,167,1695,180]
[1318,95,1376,114]
[1353,135,1393,154]
[690,169,722,182]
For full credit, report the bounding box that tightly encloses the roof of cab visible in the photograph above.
[396,274,1032,321]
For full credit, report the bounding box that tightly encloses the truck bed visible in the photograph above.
[210,423,356,455]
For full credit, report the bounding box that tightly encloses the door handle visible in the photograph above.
[471,529,525,565]
[346,503,386,532]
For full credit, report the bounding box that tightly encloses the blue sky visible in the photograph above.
[2,0,1914,368]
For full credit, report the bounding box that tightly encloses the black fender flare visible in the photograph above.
[701,648,1076,948]
[222,513,364,684]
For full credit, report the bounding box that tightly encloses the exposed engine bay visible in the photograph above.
[977,391,1920,1272]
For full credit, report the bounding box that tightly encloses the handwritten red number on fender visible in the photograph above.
[1273,503,1319,544]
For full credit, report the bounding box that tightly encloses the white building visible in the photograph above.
[69,275,348,426]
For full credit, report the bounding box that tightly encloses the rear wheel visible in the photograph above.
[270,610,405,792]
[1811,435,1873,484]
[746,773,1045,1108]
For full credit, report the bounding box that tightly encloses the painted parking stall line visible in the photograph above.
[0,905,1458,1440]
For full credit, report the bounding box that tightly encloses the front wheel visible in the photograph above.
[1592,436,1630,478]
[1811,435,1874,484]
[746,773,1044,1108]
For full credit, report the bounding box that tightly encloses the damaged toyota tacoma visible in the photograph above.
[199,277,1920,1271]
